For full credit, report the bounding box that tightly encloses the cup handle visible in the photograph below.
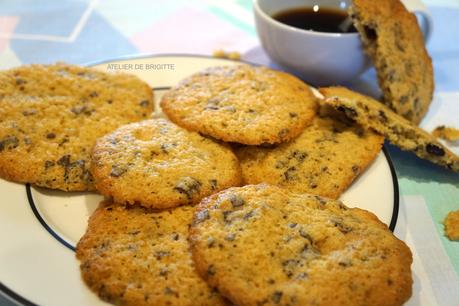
[401,0,433,43]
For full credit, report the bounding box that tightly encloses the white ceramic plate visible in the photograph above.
[0,55,399,306]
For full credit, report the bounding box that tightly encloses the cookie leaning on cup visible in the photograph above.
[0,63,153,191]
[350,0,434,124]
[189,184,413,306]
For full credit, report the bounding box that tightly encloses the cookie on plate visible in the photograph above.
[91,118,241,209]
[444,210,459,241]
[320,86,459,172]
[350,0,434,124]
[160,65,318,145]
[76,202,227,306]
[235,113,383,199]
[189,184,413,306]
[0,63,153,191]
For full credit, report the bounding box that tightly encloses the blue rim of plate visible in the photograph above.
[1,53,400,306]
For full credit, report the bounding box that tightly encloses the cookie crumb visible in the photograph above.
[212,49,241,60]
[432,126,459,142]
[444,210,459,241]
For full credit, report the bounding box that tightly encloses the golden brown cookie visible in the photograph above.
[320,86,459,172]
[350,0,434,124]
[160,65,318,145]
[76,202,227,306]
[91,118,241,209]
[189,184,413,306]
[444,210,459,241]
[0,63,153,191]
[235,112,383,199]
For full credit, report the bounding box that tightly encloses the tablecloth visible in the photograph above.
[0,0,458,305]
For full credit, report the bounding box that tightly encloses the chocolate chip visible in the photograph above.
[171,233,179,241]
[378,110,388,123]
[164,287,177,296]
[338,259,353,267]
[71,105,92,116]
[15,78,26,85]
[289,112,298,118]
[0,136,19,152]
[426,144,445,156]
[243,210,256,220]
[154,250,169,260]
[209,179,217,190]
[278,128,289,139]
[336,105,358,118]
[46,133,56,139]
[139,100,149,107]
[330,217,353,233]
[22,109,37,116]
[272,291,283,304]
[194,209,209,225]
[207,237,215,248]
[89,91,98,98]
[159,268,168,277]
[283,167,298,181]
[207,264,216,276]
[363,25,377,40]
[352,165,360,173]
[174,177,202,200]
[229,194,245,208]
[44,160,55,169]
[110,165,127,177]
[299,229,314,245]
[57,155,71,167]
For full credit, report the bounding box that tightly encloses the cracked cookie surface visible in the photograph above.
[235,114,383,199]
[190,184,412,306]
[160,65,318,145]
[91,118,241,209]
[351,0,434,124]
[320,86,459,172]
[76,202,227,306]
[0,63,153,191]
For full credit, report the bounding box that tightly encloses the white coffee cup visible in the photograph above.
[253,0,432,86]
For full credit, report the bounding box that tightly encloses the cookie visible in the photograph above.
[0,63,153,191]
[76,202,227,306]
[320,86,459,172]
[235,113,384,199]
[432,126,459,142]
[91,118,241,209]
[444,210,459,241]
[189,184,413,306]
[160,65,318,145]
[350,0,434,124]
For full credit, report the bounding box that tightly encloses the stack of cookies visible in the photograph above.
[0,62,420,305]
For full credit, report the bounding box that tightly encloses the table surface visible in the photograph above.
[0,0,458,305]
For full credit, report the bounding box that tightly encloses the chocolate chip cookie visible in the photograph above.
[160,65,318,145]
[0,63,153,191]
[190,184,413,306]
[76,202,227,306]
[91,119,241,209]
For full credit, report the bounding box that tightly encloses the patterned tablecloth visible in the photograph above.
[0,0,458,305]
